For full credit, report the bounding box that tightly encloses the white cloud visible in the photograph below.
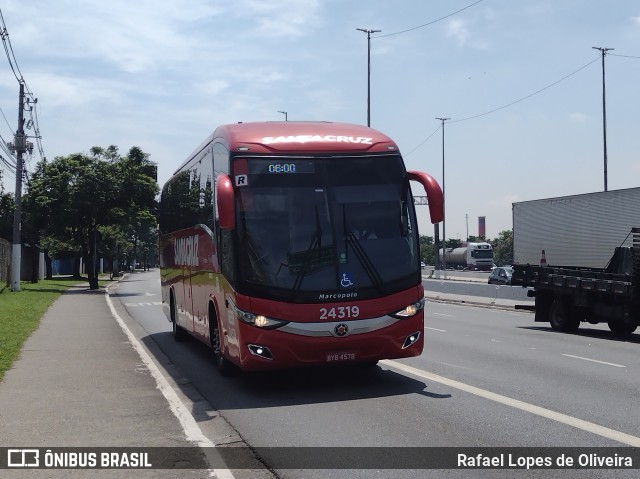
[447,19,470,46]
[233,0,321,38]
[569,112,594,123]
[445,18,488,50]
[631,16,640,24]
[198,80,230,96]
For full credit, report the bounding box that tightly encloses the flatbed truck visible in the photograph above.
[512,228,640,335]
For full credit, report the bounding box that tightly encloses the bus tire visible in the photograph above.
[209,303,235,377]
[549,298,580,333]
[170,292,186,342]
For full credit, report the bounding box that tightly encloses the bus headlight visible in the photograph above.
[233,304,288,329]
[391,298,425,319]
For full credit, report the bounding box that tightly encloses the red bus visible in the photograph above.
[159,121,443,374]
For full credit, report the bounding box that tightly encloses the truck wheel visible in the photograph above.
[607,321,637,336]
[550,299,580,333]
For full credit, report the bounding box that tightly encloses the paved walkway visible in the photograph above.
[0,282,221,478]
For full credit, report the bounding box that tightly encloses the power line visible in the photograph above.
[376,0,483,38]
[0,105,13,132]
[0,8,45,164]
[450,57,600,124]
[405,56,601,154]
[609,53,640,59]
[0,8,25,83]
[404,126,441,157]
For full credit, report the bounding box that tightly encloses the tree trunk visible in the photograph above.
[30,247,39,283]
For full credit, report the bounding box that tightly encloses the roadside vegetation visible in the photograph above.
[1,145,159,290]
[0,276,108,382]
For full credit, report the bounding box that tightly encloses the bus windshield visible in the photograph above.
[235,154,419,302]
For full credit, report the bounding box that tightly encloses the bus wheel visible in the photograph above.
[608,321,637,336]
[209,307,235,377]
[170,293,186,342]
[549,299,580,333]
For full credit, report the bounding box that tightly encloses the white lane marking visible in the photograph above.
[383,360,640,447]
[106,292,235,479]
[431,312,454,317]
[561,354,626,368]
[425,327,447,332]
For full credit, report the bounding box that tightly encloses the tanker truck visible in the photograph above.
[438,242,493,271]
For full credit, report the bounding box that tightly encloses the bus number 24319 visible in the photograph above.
[319,306,360,320]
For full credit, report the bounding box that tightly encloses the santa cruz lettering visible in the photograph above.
[174,235,199,267]
[262,135,373,145]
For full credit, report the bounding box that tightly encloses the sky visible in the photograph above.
[0,0,639,241]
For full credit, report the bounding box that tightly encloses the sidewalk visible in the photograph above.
[0,282,221,478]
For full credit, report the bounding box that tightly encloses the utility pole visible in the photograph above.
[436,117,450,278]
[10,81,26,291]
[592,46,614,192]
[356,28,381,127]
[277,110,288,121]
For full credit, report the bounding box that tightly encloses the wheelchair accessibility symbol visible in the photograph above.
[340,273,354,288]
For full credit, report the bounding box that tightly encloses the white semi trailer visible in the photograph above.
[513,187,640,268]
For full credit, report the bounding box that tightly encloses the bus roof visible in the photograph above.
[214,121,398,154]
[174,121,400,176]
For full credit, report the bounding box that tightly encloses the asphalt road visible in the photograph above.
[110,270,640,479]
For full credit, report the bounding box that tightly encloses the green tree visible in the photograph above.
[25,146,158,289]
[419,235,434,265]
[0,186,14,241]
[445,238,462,249]
[489,229,513,266]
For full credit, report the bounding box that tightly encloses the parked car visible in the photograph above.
[421,262,426,270]
[488,266,513,285]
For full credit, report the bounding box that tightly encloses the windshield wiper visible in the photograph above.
[290,205,323,299]
[343,205,384,292]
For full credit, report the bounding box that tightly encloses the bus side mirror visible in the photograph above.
[406,171,444,224]
[216,174,235,229]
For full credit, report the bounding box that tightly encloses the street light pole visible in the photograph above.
[436,117,450,278]
[356,28,381,127]
[277,110,288,121]
[592,46,614,192]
